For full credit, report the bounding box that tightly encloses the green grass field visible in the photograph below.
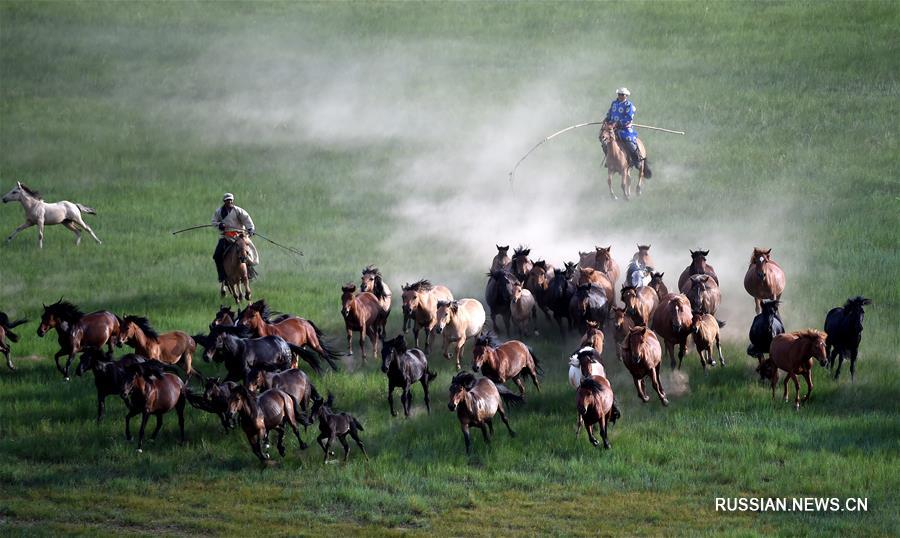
[2,1,898,535]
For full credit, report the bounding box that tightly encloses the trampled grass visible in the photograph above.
[1,1,898,535]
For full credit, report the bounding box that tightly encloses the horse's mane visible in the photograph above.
[362,265,382,278]
[18,183,42,199]
[246,299,271,320]
[844,296,872,310]
[760,299,781,312]
[342,283,357,293]
[512,245,530,259]
[124,315,159,340]
[383,335,408,357]
[403,279,433,292]
[578,377,606,395]
[475,330,503,349]
[450,371,478,391]
[796,329,827,340]
[44,299,84,323]
[532,260,546,270]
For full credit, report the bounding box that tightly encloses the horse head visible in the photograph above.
[594,246,613,269]
[844,296,872,331]
[472,332,500,372]
[751,248,772,279]
[448,372,477,411]
[563,261,577,279]
[689,249,710,272]
[434,300,457,334]
[669,295,691,334]
[340,283,357,318]
[360,265,381,294]
[380,334,406,372]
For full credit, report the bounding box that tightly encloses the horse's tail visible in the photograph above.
[288,343,323,375]
[642,158,652,179]
[494,383,524,406]
[306,318,325,338]
[609,400,622,424]
[351,416,365,432]
[3,318,27,342]
[527,346,544,377]
[75,203,97,215]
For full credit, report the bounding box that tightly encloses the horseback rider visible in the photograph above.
[603,87,643,167]
[212,193,255,289]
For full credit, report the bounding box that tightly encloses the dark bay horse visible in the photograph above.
[380,335,437,417]
[310,393,369,463]
[575,376,620,449]
[238,300,340,371]
[246,367,319,426]
[621,326,668,406]
[651,293,693,369]
[202,325,305,381]
[76,349,147,423]
[524,260,555,320]
[0,312,27,370]
[681,274,721,316]
[401,279,454,353]
[744,248,786,314]
[185,377,239,432]
[509,246,533,283]
[448,371,521,454]
[678,250,718,290]
[648,271,669,299]
[747,299,785,364]
[119,315,198,381]
[758,330,828,409]
[824,296,871,381]
[340,283,387,360]
[546,262,577,336]
[228,385,306,462]
[569,283,610,333]
[37,299,120,380]
[484,270,516,335]
[472,332,541,397]
[360,265,392,326]
[576,267,615,305]
[210,305,237,330]
[122,367,186,452]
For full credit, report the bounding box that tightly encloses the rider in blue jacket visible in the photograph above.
[603,87,642,167]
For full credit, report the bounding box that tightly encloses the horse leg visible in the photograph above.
[96,394,106,423]
[150,413,164,440]
[316,432,328,455]
[834,350,844,380]
[349,427,369,460]
[498,405,516,437]
[486,418,494,436]
[137,411,150,452]
[716,334,726,367]
[5,221,33,243]
[176,395,186,443]
[622,170,630,200]
[124,409,139,440]
[791,374,801,409]
[754,297,761,315]
[651,365,668,406]
[666,342,676,369]
[586,423,599,447]
[421,377,432,415]
[403,384,413,417]
[635,377,650,402]
[323,434,336,463]
[575,415,583,437]
[63,352,75,380]
[677,341,687,370]
[61,220,82,245]
[849,348,859,382]
[37,218,45,249]
[607,170,617,200]
[275,425,287,457]
[3,348,14,371]
[454,339,464,370]
[387,382,397,416]
[345,326,353,356]
[801,371,813,402]
[529,364,541,392]
[781,374,790,402]
[512,377,527,398]
[72,213,101,244]
[412,325,421,350]
[479,424,491,444]
[461,424,472,454]
[338,434,351,461]
[359,323,368,360]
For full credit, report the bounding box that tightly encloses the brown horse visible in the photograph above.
[472,332,541,397]
[651,293,693,369]
[680,274,721,316]
[576,267,615,304]
[744,248,786,314]
[580,323,605,355]
[448,371,521,454]
[648,271,669,299]
[210,305,237,329]
[223,232,253,304]
[227,385,306,462]
[524,260,555,320]
[592,246,620,287]
[0,312,27,370]
[340,283,387,360]
[758,330,828,409]
[509,246,534,283]
[119,315,198,380]
[238,299,340,371]
[678,249,719,290]
[490,245,511,272]
[246,367,319,424]
[599,122,650,200]
[122,369,186,452]
[575,376,621,449]
[690,313,726,374]
[632,245,655,269]
[402,280,454,353]
[37,299,120,380]
[621,285,659,326]
[360,265,392,325]
[611,307,635,361]
[621,326,668,405]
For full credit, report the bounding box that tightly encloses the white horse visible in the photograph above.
[2,182,101,248]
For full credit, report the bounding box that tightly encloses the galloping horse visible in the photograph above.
[576,267,615,305]
[621,326,668,406]
[360,265,392,328]
[435,299,486,369]
[401,280,454,353]
[568,346,606,389]
[238,300,340,371]
[37,299,121,380]
[747,299,786,365]
[824,296,871,381]
[448,371,521,454]
[546,262,577,335]
[340,283,387,360]
[0,312,27,370]
[611,307,635,361]
[758,330,828,409]
[651,293,693,369]
[744,248,786,314]
[509,246,533,283]
[118,315,198,381]
[222,232,253,304]
[484,270,516,335]
[510,281,537,337]
[228,385,306,462]
[678,250,718,290]
[472,331,541,397]
[310,393,369,463]
[569,283,610,333]
[524,260,555,320]
[122,367,187,453]
[599,122,651,200]
[681,274,721,316]
[648,271,669,298]
[380,335,437,417]
[490,245,511,272]
[591,246,620,287]
[2,181,101,248]
[690,313,726,373]
[621,284,659,326]
[575,376,620,449]
[632,245,655,269]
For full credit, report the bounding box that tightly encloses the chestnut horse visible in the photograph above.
[223,232,254,304]
[758,330,828,409]
[472,332,541,397]
[651,293,693,369]
[678,250,718,290]
[744,248,786,314]
[360,265,392,325]
[402,279,454,353]
[690,313,725,373]
[681,274,721,316]
[37,299,120,380]
[238,300,340,371]
[448,371,521,454]
[122,368,186,452]
[119,315,198,380]
[340,283,387,360]
[621,326,668,405]
[575,376,621,449]
[435,299,487,369]
[592,246,620,287]
[580,323,605,354]
[599,122,651,200]
[0,312,27,370]
[621,285,659,326]
[611,307,635,361]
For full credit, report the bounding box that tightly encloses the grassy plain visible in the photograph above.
[1,1,898,535]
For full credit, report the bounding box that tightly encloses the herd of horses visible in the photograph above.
[0,243,873,458]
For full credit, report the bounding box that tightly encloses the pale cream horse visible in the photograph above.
[2,182,101,248]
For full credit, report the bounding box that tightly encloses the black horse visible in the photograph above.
[201,325,300,383]
[380,335,437,417]
[185,377,240,432]
[76,349,150,423]
[310,393,369,463]
[485,269,517,335]
[824,296,872,381]
[747,299,786,368]
[545,261,577,336]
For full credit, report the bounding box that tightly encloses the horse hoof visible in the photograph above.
[641,396,650,403]
[137,449,143,454]
[609,193,617,200]
[661,398,669,406]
